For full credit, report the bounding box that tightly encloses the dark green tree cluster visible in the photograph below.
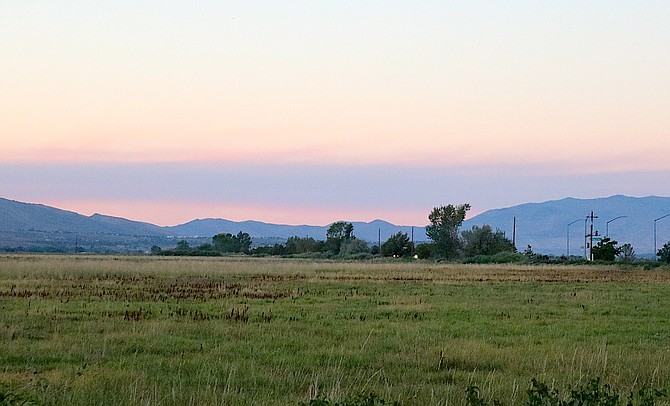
[591,237,621,261]
[461,225,515,257]
[588,238,641,263]
[156,231,252,256]
[286,236,323,254]
[250,222,370,259]
[213,231,252,254]
[381,232,414,257]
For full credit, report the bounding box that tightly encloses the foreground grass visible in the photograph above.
[1,255,669,405]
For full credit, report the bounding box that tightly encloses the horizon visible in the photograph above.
[2,2,669,224]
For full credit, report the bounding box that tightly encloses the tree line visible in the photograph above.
[153,203,670,264]
[154,204,513,260]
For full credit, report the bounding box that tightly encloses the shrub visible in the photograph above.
[339,239,370,257]
[464,378,666,406]
[415,243,436,259]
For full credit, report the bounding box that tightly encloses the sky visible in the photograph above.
[2,1,669,226]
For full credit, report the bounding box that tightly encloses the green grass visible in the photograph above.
[1,255,670,405]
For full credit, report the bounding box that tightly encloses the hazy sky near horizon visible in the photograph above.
[2,2,669,225]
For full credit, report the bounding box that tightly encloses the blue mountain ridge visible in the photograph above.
[460,195,670,255]
[1,195,669,255]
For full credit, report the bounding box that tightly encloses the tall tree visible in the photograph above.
[426,204,470,259]
[326,221,354,240]
[235,231,252,254]
[325,221,354,254]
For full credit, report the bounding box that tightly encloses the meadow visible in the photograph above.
[1,255,670,405]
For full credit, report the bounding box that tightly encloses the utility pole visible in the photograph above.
[584,217,588,259]
[378,228,381,252]
[512,216,516,251]
[588,211,598,261]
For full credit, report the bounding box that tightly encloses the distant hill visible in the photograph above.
[1,195,669,255]
[0,198,165,236]
[462,195,670,256]
[0,198,424,252]
[165,218,425,244]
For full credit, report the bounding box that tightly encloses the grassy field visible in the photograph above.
[1,255,670,405]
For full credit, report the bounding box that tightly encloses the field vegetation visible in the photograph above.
[1,255,670,405]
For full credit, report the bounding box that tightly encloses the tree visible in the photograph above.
[617,243,636,262]
[339,239,370,256]
[591,237,620,261]
[235,231,252,254]
[325,221,354,254]
[175,240,191,253]
[657,242,670,263]
[425,204,470,259]
[415,243,435,259]
[461,225,515,257]
[326,221,354,240]
[286,236,321,254]
[381,232,414,257]
[213,233,237,252]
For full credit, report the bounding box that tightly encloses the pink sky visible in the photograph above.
[2,2,669,225]
[35,198,440,227]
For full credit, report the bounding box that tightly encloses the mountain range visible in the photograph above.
[1,195,669,255]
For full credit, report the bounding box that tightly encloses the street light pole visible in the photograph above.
[588,211,598,261]
[567,219,582,257]
[654,214,670,255]
[606,216,627,238]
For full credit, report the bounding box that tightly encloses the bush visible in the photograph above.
[339,239,370,257]
[464,378,666,406]
[415,243,436,259]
